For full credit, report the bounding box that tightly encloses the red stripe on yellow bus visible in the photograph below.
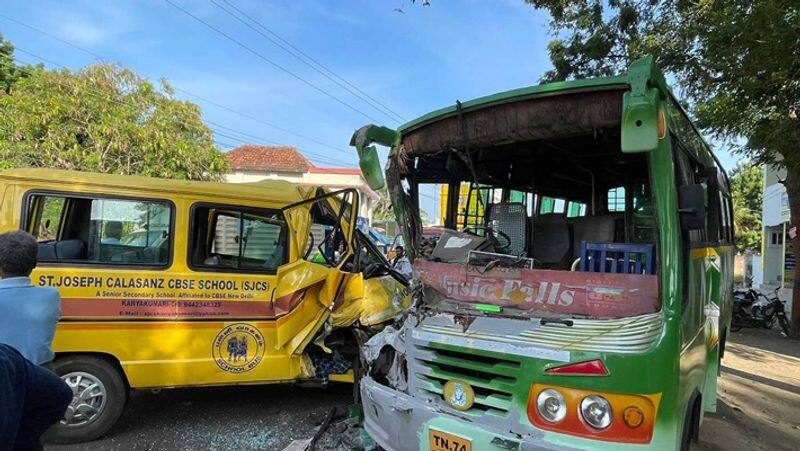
[60,286,316,321]
[57,321,277,330]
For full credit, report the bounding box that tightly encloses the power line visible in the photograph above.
[164,0,381,123]
[172,88,353,156]
[13,50,355,168]
[211,0,405,124]
[0,13,356,159]
[0,13,106,61]
[208,126,356,168]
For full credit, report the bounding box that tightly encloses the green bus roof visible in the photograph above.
[398,74,629,134]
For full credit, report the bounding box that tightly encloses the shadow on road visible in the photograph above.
[722,366,800,396]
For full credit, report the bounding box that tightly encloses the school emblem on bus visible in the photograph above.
[212,323,265,373]
[443,380,474,411]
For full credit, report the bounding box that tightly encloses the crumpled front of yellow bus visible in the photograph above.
[330,274,410,329]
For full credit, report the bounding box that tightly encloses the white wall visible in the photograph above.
[227,171,303,184]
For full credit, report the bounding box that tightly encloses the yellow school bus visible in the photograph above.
[0,168,409,443]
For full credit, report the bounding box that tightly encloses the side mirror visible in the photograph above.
[357,145,385,191]
[350,125,399,191]
[678,184,707,230]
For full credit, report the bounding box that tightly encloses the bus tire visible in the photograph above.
[47,355,128,444]
[680,394,701,451]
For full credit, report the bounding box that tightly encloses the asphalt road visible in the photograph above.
[693,327,800,451]
[46,383,354,450]
[46,328,800,451]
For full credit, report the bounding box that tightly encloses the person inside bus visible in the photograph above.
[101,220,124,244]
[391,245,412,278]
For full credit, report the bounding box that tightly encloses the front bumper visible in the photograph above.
[360,376,577,451]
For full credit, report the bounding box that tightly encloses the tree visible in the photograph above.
[526,0,800,333]
[730,162,763,254]
[0,34,26,93]
[372,187,395,221]
[0,61,228,181]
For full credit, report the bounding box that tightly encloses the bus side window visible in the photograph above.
[607,187,626,213]
[26,193,173,266]
[36,196,66,241]
[190,205,287,272]
[674,148,709,244]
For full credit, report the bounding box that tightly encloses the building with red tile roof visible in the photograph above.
[225,145,380,222]
[226,145,312,174]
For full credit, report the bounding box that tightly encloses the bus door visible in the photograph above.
[277,189,359,355]
[675,143,723,412]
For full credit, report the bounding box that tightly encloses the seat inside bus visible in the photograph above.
[398,88,657,275]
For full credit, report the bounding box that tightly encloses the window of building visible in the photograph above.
[26,193,172,266]
[190,205,287,273]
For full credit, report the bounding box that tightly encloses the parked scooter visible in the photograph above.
[732,282,790,335]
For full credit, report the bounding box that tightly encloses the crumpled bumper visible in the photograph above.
[360,376,576,451]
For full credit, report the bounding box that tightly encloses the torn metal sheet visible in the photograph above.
[415,260,659,318]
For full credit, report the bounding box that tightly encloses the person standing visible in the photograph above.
[0,231,61,365]
[0,231,71,449]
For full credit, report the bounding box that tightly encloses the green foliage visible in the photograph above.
[0,60,228,181]
[372,187,395,221]
[526,0,800,168]
[730,162,763,253]
[0,34,26,93]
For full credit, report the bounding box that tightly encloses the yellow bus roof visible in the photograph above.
[0,168,312,205]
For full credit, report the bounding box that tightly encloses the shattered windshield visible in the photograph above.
[393,89,661,319]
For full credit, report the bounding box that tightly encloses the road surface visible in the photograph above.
[47,328,800,450]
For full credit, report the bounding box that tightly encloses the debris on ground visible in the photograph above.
[289,405,376,451]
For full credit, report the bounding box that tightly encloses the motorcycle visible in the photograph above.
[732,285,790,335]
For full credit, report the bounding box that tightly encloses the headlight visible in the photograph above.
[536,389,566,423]
[580,395,613,429]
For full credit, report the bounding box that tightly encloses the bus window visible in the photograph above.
[540,196,566,215]
[27,193,173,266]
[566,201,587,218]
[37,196,65,241]
[607,186,626,212]
[190,205,287,272]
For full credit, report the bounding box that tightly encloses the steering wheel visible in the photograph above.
[461,225,512,253]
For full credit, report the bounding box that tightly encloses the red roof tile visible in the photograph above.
[227,145,311,174]
[308,167,363,175]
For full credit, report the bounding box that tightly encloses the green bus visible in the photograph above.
[352,57,733,450]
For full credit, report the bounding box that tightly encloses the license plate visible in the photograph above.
[429,429,472,451]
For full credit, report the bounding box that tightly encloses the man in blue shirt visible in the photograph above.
[0,231,71,448]
[0,231,61,365]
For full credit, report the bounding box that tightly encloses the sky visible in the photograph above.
[1,0,740,221]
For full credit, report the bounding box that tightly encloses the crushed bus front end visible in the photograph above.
[352,57,729,450]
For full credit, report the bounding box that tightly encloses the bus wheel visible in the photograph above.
[680,395,701,451]
[47,355,128,444]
